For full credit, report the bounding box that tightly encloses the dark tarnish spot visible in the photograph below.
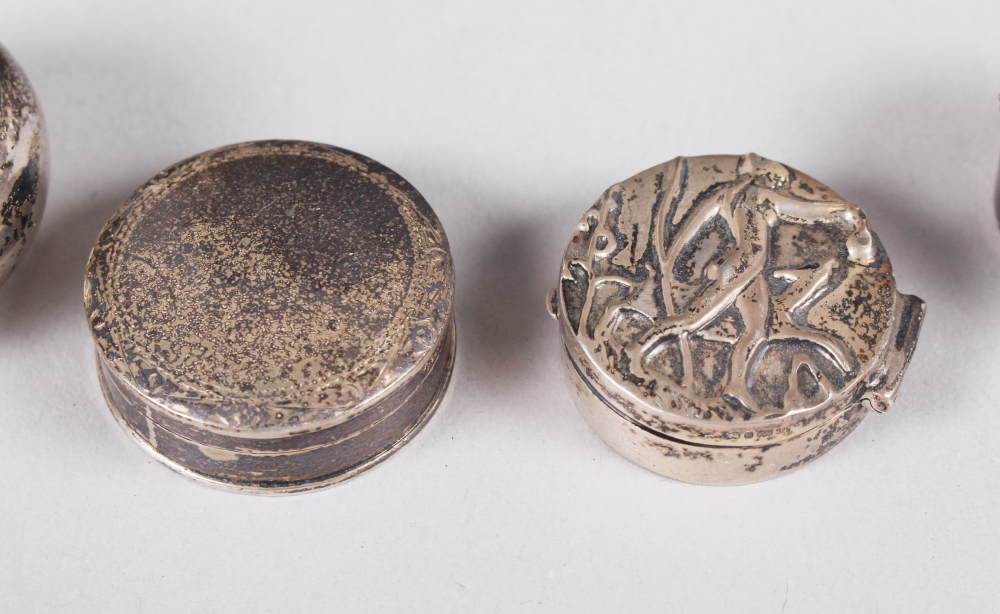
[828,273,892,350]
[673,215,735,286]
[648,440,681,459]
[745,456,764,472]
[562,262,590,335]
[104,332,452,486]
[690,337,733,399]
[682,449,713,461]
[2,157,38,227]
[779,405,866,472]
[895,297,915,352]
[607,341,651,391]
[642,335,685,387]
[748,340,849,412]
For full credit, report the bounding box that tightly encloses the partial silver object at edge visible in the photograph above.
[0,43,47,286]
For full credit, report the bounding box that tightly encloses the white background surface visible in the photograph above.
[0,1,998,612]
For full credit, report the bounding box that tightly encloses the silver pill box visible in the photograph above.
[86,140,455,494]
[550,154,923,485]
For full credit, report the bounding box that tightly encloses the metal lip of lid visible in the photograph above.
[552,153,924,485]
[85,140,456,494]
[0,42,48,287]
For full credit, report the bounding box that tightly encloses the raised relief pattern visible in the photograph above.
[560,154,903,423]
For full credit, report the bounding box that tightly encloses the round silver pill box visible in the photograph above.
[85,140,455,494]
[550,153,924,485]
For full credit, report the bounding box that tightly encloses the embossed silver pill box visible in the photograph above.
[0,42,47,286]
[85,141,455,494]
[550,154,923,485]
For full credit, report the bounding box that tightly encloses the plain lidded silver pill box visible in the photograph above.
[85,140,455,494]
[550,153,924,485]
[0,42,47,286]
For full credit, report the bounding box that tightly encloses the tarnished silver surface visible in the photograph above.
[551,154,924,485]
[0,43,47,286]
[85,140,455,494]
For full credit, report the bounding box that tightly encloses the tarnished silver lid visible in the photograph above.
[551,154,923,485]
[86,140,455,493]
[0,43,47,286]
